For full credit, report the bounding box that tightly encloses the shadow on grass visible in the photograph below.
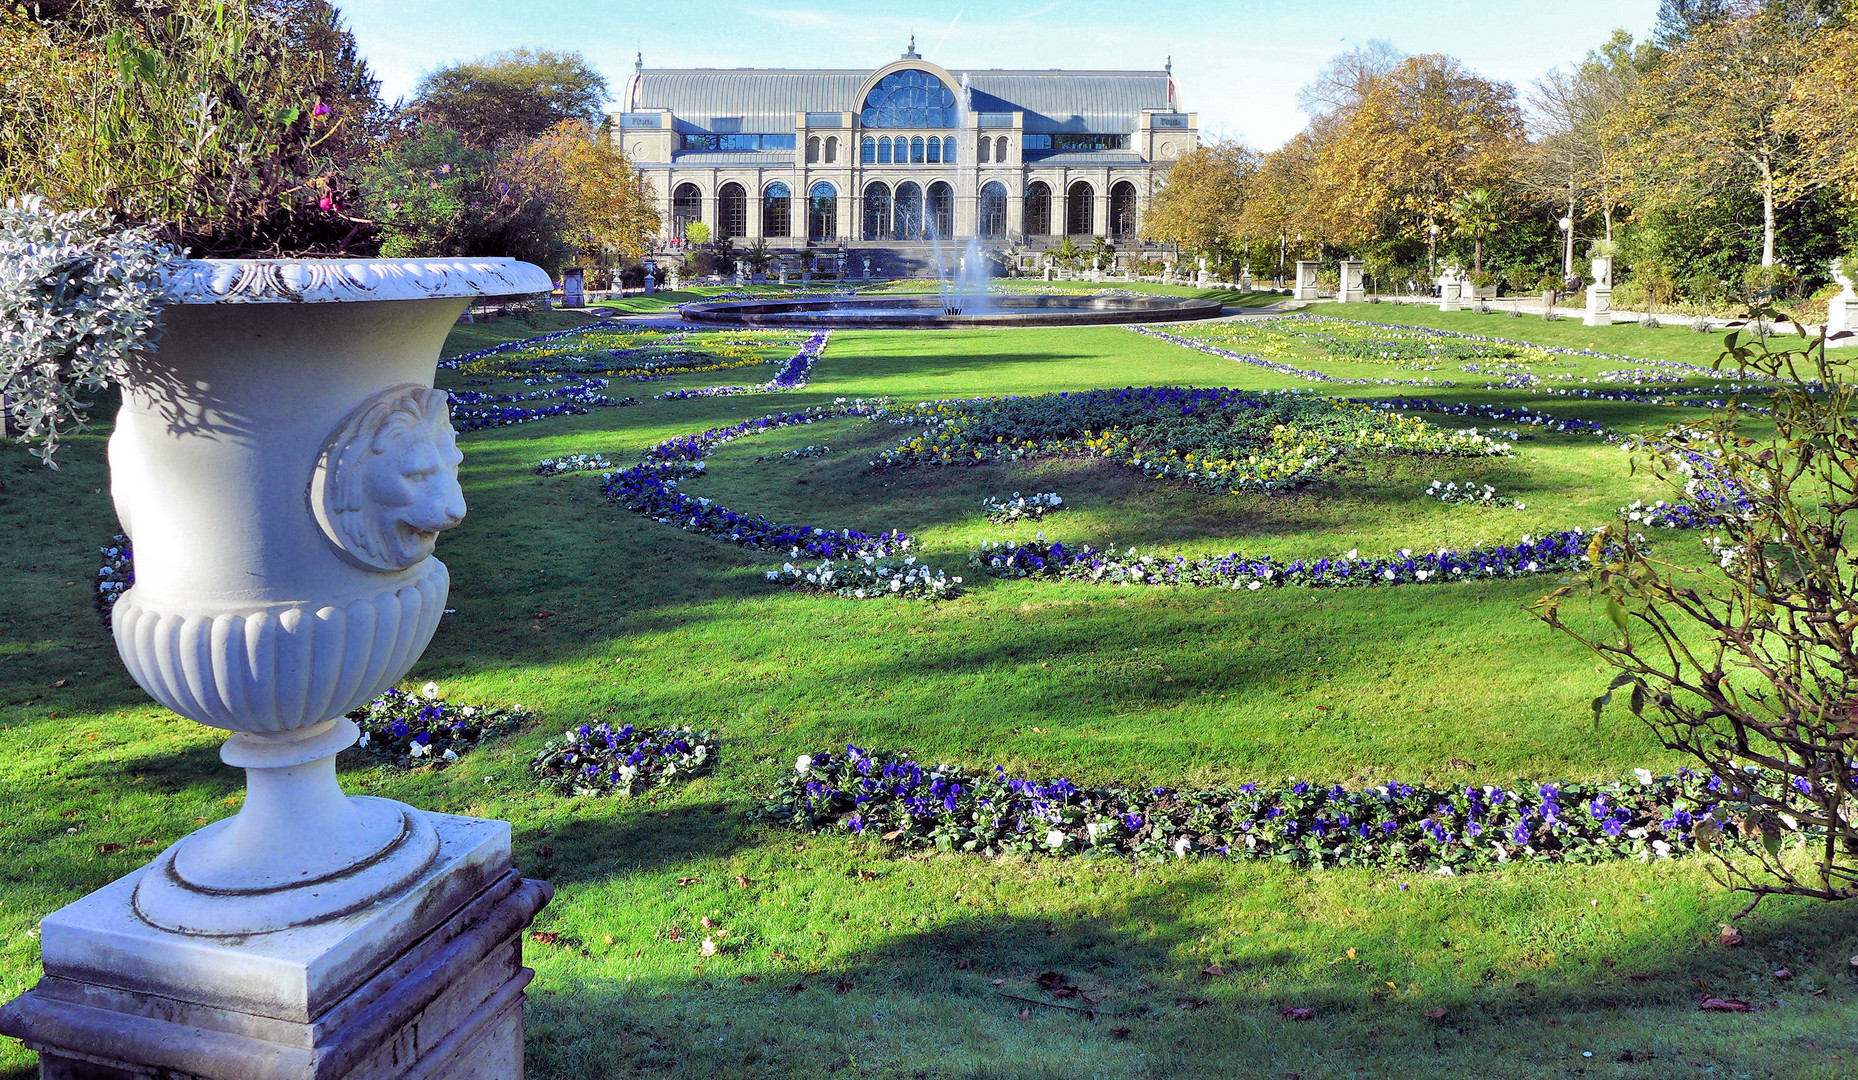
[525,872,1858,1080]
[519,800,757,886]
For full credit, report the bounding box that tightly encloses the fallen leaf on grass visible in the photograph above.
[1111,1026,1132,1039]
[1279,1006,1315,1021]
[49,679,68,689]
[665,927,682,942]
[1447,757,1473,770]
[1615,1050,1652,1063]
[1020,1008,1031,1020]
[991,979,1007,986]
[834,979,854,993]
[786,982,806,994]
[700,916,715,929]
[1772,968,1792,981]
[1201,963,1226,978]
[955,958,970,969]
[677,876,701,886]
[529,931,562,946]
[1034,971,1070,991]
[535,845,554,857]
[740,974,759,983]
[95,843,123,855]
[736,875,752,888]
[1719,924,1745,947]
[1176,997,1211,1011]
[1697,996,1754,1012]
[1424,1008,1449,1021]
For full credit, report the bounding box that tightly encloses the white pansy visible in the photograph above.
[796,755,813,774]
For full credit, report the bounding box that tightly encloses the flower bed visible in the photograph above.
[766,554,960,600]
[982,491,1063,523]
[536,453,614,476]
[1425,480,1524,510]
[94,533,132,620]
[757,745,1755,871]
[593,401,910,559]
[530,722,717,796]
[1345,397,1619,441]
[1134,326,1453,387]
[656,330,830,399]
[348,686,529,767]
[970,529,1604,589]
[871,387,1511,496]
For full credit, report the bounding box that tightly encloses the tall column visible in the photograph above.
[1095,186,1110,239]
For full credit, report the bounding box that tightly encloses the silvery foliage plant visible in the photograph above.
[1,196,174,468]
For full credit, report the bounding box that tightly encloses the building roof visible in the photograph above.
[1023,151,1150,166]
[651,150,798,167]
[628,68,1174,135]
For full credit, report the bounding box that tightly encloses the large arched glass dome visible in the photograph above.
[860,68,958,127]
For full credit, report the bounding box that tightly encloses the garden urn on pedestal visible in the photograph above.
[1438,269,1462,313]
[560,265,584,308]
[1585,258,1613,326]
[0,258,555,1080]
[1828,258,1857,348]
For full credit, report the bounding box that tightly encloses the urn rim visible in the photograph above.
[158,256,552,306]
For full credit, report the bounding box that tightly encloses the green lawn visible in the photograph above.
[1,303,1852,1079]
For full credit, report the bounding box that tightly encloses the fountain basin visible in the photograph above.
[680,293,1227,329]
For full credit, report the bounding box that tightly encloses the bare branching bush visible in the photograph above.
[1537,308,1858,911]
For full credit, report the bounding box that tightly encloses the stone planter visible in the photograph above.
[0,258,556,1080]
[1830,259,1857,347]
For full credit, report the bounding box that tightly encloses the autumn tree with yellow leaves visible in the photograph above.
[501,119,660,271]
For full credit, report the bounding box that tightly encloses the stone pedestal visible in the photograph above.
[1292,261,1319,301]
[1,816,550,1080]
[1238,271,1253,294]
[1585,285,1613,326]
[1338,259,1365,303]
[1438,280,1461,312]
[1826,293,1856,347]
[559,267,584,309]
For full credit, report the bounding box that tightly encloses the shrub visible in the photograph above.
[1538,309,1858,910]
[1742,263,1803,302]
[0,196,172,467]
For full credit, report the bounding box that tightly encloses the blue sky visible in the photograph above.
[343,0,1661,149]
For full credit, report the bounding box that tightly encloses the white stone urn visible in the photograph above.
[106,257,549,937]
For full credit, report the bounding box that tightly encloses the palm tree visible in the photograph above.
[1450,188,1502,274]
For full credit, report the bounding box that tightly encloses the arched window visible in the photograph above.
[672,183,703,240]
[978,138,991,164]
[877,136,892,164]
[861,136,876,164]
[979,181,1007,238]
[995,136,1009,162]
[926,137,941,164]
[860,67,958,127]
[943,136,956,164]
[806,136,820,164]
[1066,180,1095,236]
[718,182,747,241]
[862,182,892,241]
[911,136,925,164]
[1024,181,1051,235]
[1110,180,1138,239]
[763,182,791,238]
[893,181,923,240]
[927,181,953,239]
[807,181,837,241]
[825,136,838,164]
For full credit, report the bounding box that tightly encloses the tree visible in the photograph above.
[361,124,569,272]
[1526,29,1651,259]
[499,120,659,268]
[1306,55,1525,267]
[1450,188,1502,273]
[1295,39,1406,121]
[411,49,608,151]
[1138,141,1260,258]
[1779,13,1858,204]
[1537,315,1858,911]
[1236,131,1320,276]
[0,0,386,255]
[1618,8,1821,267]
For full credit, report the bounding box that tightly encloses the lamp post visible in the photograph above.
[1559,215,1574,279]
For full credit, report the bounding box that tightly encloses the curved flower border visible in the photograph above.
[759,745,1778,872]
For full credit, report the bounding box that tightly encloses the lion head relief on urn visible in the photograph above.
[104,256,549,937]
